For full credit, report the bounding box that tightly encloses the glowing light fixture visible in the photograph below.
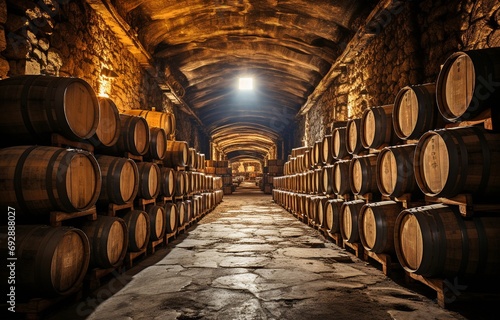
[239,77,253,90]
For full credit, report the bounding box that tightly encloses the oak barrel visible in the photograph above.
[324,199,344,234]
[123,109,176,135]
[414,126,500,199]
[313,140,323,166]
[159,167,176,197]
[116,114,150,156]
[332,127,350,160]
[346,118,365,155]
[177,201,187,227]
[164,140,189,167]
[340,200,365,243]
[349,154,378,195]
[376,144,419,198]
[0,146,101,217]
[122,210,150,252]
[358,201,402,254]
[0,75,99,146]
[333,159,351,195]
[95,155,139,205]
[393,83,445,140]
[81,216,128,269]
[88,97,121,147]
[0,225,90,297]
[394,204,500,277]
[136,162,161,200]
[361,105,396,149]
[146,127,167,161]
[175,170,186,196]
[436,48,500,122]
[164,202,178,234]
[145,205,166,241]
[322,134,334,164]
[321,165,334,195]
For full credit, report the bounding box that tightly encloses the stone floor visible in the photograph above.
[44,182,495,320]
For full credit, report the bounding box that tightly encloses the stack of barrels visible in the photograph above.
[274,48,500,285]
[0,75,223,301]
[205,160,233,194]
[262,159,285,194]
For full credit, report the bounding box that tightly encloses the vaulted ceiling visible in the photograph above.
[109,0,376,161]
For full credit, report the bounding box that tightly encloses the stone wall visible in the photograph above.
[0,0,207,151]
[300,0,500,147]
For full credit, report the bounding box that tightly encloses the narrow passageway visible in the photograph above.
[83,183,461,320]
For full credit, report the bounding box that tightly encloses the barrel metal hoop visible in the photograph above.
[20,76,41,138]
[474,218,488,275]
[476,128,491,195]
[14,146,39,215]
[441,129,466,197]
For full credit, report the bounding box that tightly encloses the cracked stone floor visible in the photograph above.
[44,182,493,320]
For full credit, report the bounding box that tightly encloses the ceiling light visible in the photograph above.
[239,77,253,90]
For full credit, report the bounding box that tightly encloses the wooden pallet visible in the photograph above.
[381,193,425,209]
[51,133,94,152]
[363,251,400,276]
[85,265,123,291]
[50,207,97,227]
[106,202,134,217]
[354,193,381,202]
[425,194,500,218]
[147,238,165,254]
[136,198,156,211]
[124,152,143,162]
[164,231,177,244]
[124,248,147,268]
[445,108,499,131]
[343,240,364,259]
[324,231,343,247]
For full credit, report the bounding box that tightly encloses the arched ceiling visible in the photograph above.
[110,0,375,160]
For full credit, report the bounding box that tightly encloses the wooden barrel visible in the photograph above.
[95,155,139,205]
[145,205,166,241]
[185,199,193,222]
[436,48,500,122]
[122,210,150,252]
[358,201,403,254]
[175,170,186,197]
[316,196,328,227]
[395,204,500,277]
[81,216,128,269]
[0,225,90,297]
[349,154,378,195]
[88,97,120,147]
[322,135,334,164]
[145,127,167,161]
[361,105,396,149]
[123,109,175,135]
[333,159,351,195]
[164,140,189,167]
[0,75,99,146]
[136,162,161,200]
[159,167,176,197]
[164,202,178,234]
[177,201,187,227]
[321,165,334,195]
[346,118,365,155]
[332,127,350,160]
[313,140,323,166]
[393,83,445,140]
[116,114,150,156]
[314,168,324,194]
[376,144,419,198]
[303,148,313,170]
[414,126,500,199]
[188,148,198,168]
[324,199,344,233]
[0,146,101,217]
[340,200,365,243]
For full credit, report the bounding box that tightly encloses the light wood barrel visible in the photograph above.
[349,154,378,195]
[136,162,161,200]
[95,155,139,205]
[177,201,187,227]
[395,204,500,277]
[0,146,101,217]
[123,109,175,135]
[314,168,324,194]
[0,75,99,146]
[164,202,178,234]
[376,144,419,198]
[414,126,500,199]
[89,97,120,147]
[146,205,166,241]
[316,196,328,227]
[340,200,365,243]
[358,201,403,254]
[325,199,344,233]
[313,140,323,166]
[81,216,128,269]
[159,167,176,197]
[122,210,150,252]
[0,225,90,297]
[97,114,150,156]
[393,83,445,140]
[321,165,334,195]
[188,148,197,168]
[146,127,167,160]
[346,118,365,155]
[164,140,189,167]
[185,200,193,222]
[361,105,395,149]
[322,135,334,164]
[175,170,186,197]
[436,48,500,122]
[332,127,350,160]
[333,159,351,195]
